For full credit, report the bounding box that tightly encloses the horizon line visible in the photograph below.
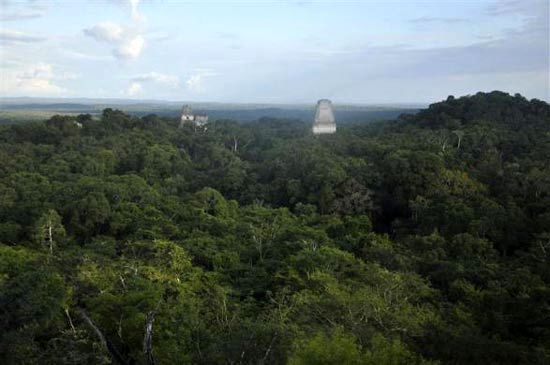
[0,96,429,108]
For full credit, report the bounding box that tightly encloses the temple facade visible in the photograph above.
[312,99,336,134]
[179,105,209,128]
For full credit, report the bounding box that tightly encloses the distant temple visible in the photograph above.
[179,105,209,128]
[312,99,336,134]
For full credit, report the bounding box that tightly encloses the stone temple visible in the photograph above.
[179,105,209,128]
[312,99,336,134]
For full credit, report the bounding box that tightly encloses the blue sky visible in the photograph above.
[1,0,548,103]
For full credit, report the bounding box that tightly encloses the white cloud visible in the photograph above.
[84,22,145,60]
[82,0,147,60]
[19,78,65,93]
[0,0,46,21]
[61,50,111,61]
[18,63,53,80]
[186,74,202,92]
[126,82,143,96]
[131,71,179,87]
[186,70,217,92]
[58,71,81,81]
[0,63,67,95]
[0,11,42,21]
[0,29,45,43]
[129,0,143,22]
[113,34,144,60]
[107,0,144,21]
[83,22,124,43]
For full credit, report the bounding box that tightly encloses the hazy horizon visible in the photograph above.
[0,95,428,108]
[1,0,548,103]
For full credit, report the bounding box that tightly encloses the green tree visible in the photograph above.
[288,329,363,365]
[33,209,66,254]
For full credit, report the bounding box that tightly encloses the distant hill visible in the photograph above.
[400,91,550,128]
[0,97,422,125]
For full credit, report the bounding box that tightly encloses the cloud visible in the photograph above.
[83,22,145,60]
[61,50,111,61]
[18,63,54,79]
[129,0,143,22]
[83,22,124,42]
[58,71,81,81]
[107,0,144,21]
[0,11,42,21]
[126,82,143,96]
[0,0,45,21]
[131,72,179,87]
[186,70,218,92]
[18,78,65,93]
[0,29,46,43]
[83,0,147,60]
[0,63,67,95]
[124,72,180,98]
[326,0,548,79]
[113,34,144,59]
[186,74,202,92]
[224,0,547,103]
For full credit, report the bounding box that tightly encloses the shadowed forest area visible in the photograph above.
[1,91,549,364]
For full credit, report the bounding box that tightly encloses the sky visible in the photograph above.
[0,0,548,104]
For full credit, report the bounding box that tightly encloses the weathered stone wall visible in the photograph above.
[314,99,335,125]
[179,104,209,128]
[313,99,336,134]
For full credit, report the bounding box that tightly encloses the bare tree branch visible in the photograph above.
[80,310,128,365]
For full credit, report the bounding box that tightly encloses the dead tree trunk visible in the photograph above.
[48,223,53,254]
[453,130,465,151]
[65,308,76,335]
[260,334,277,364]
[44,218,54,254]
[143,310,157,365]
[80,310,128,365]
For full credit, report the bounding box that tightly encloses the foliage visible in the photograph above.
[0,91,549,364]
